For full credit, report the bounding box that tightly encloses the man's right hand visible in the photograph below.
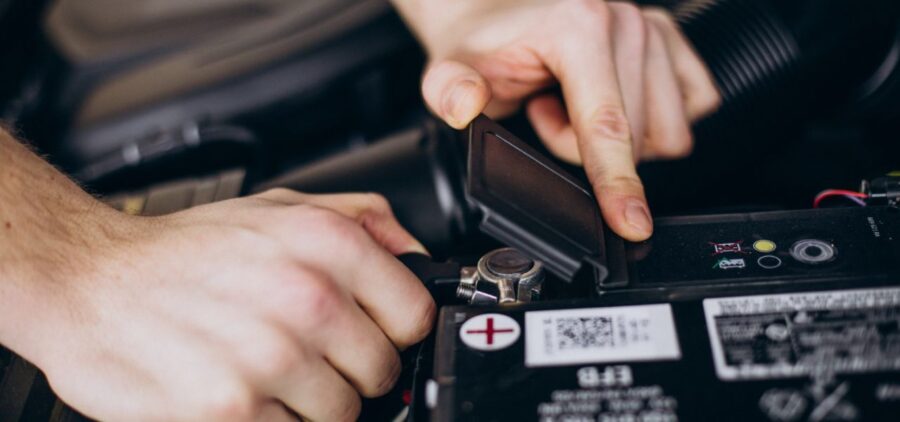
[13,187,434,421]
[392,0,721,242]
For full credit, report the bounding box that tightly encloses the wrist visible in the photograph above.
[0,131,134,366]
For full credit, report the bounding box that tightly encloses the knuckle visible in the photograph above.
[310,207,357,235]
[334,394,362,422]
[566,0,611,28]
[201,384,257,421]
[585,106,632,143]
[646,127,693,160]
[611,2,644,28]
[699,89,722,115]
[597,174,646,195]
[295,204,338,226]
[398,297,437,347]
[294,278,343,331]
[300,206,365,246]
[365,192,392,211]
[355,193,402,239]
[250,333,298,380]
[667,132,695,159]
[362,351,402,397]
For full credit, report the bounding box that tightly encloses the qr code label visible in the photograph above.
[525,304,680,367]
[555,317,613,350]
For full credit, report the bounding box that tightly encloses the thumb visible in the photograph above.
[421,60,491,129]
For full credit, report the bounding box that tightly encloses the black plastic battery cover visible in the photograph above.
[466,115,626,284]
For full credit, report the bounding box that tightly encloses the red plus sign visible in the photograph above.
[465,317,515,345]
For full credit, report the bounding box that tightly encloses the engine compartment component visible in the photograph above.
[429,286,900,421]
[455,247,545,305]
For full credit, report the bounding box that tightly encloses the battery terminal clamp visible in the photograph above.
[456,248,545,305]
[399,247,545,307]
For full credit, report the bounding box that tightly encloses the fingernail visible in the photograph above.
[443,80,476,128]
[408,241,431,257]
[624,200,653,237]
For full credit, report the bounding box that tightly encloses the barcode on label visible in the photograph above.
[525,304,681,367]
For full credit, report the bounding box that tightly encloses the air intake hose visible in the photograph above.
[673,0,900,125]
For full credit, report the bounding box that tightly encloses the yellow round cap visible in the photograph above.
[753,239,777,253]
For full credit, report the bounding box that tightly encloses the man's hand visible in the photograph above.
[392,0,721,241]
[49,191,434,421]
[1,131,434,421]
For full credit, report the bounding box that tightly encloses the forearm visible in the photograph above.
[0,129,119,364]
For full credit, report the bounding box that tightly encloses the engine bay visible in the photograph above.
[2,0,900,421]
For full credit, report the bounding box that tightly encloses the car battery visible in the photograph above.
[412,117,900,421]
[426,285,900,421]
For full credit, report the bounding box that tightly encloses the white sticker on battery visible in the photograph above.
[704,287,900,381]
[524,304,681,367]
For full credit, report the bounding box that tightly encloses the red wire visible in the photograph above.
[813,189,869,208]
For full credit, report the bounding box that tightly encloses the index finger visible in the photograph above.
[281,206,436,350]
[255,189,428,256]
[537,1,653,241]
